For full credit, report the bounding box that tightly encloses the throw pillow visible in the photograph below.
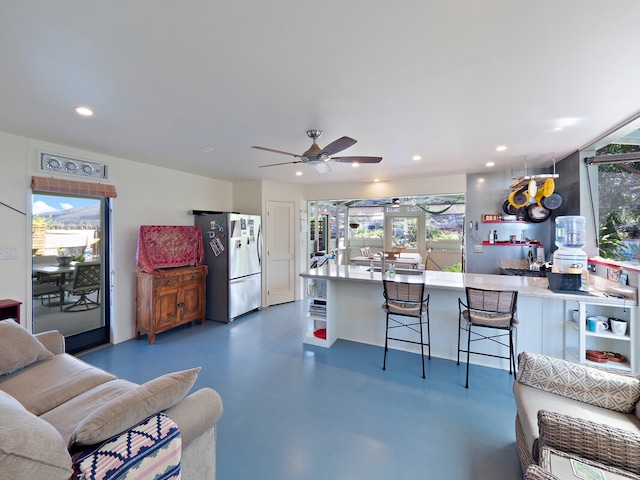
[0,319,53,376]
[72,413,181,480]
[517,352,640,413]
[69,367,200,448]
[0,390,72,480]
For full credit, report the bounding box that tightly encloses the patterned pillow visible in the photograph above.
[72,413,181,480]
[517,352,640,413]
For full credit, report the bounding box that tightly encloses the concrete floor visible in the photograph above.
[78,300,523,480]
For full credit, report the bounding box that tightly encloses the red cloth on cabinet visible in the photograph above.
[135,225,204,273]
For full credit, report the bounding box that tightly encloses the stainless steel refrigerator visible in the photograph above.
[192,211,262,323]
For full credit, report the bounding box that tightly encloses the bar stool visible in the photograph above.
[382,280,430,378]
[457,287,518,388]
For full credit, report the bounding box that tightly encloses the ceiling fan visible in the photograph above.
[252,130,382,173]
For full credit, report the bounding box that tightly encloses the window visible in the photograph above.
[32,191,111,353]
[347,206,384,239]
[423,203,465,242]
[583,118,640,263]
[597,159,640,261]
[389,216,418,250]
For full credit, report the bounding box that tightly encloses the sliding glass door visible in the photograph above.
[31,192,110,353]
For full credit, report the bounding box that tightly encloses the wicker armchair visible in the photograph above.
[537,410,640,475]
[514,352,640,475]
[524,445,640,480]
[524,465,557,480]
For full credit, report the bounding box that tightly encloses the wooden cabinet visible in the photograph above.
[136,266,207,344]
[0,299,21,323]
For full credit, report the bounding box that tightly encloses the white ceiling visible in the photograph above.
[1,1,640,185]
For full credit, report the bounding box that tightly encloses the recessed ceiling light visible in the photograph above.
[412,155,422,161]
[495,145,507,152]
[296,171,303,176]
[75,106,93,117]
[199,147,214,153]
[554,126,563,131]
[373,178,380,183]
[477,178,485,183]
[486,161,495,167]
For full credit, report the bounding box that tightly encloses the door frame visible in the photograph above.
[30,193,111,353]
[265,199,296,306]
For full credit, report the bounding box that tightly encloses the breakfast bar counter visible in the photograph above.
[300,265,638,372]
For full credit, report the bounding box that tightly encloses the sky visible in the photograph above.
[32,194,98,215]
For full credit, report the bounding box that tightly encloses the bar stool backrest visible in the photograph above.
[384,281,427,306]
[466,287,517,317]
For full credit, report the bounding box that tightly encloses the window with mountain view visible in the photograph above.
[32,192,108,353]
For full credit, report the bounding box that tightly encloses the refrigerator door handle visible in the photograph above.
[257,225,262,266]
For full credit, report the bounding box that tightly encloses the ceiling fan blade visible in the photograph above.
[322,136,357,156]
[252,146,302,158]
[259,160,304,168]
[332,156,383,164]
[315,162,331,174]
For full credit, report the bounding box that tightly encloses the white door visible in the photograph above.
[266,200,295,306]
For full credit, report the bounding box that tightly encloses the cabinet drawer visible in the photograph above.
[182,271,204,282]
[155,276,180,288]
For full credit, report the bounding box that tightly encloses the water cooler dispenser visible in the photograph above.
[553,216,588,272]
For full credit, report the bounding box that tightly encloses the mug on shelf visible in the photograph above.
[610,318,628,336]
[587,316,609,333]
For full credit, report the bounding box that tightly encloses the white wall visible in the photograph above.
[232,181,262,215]
[0,131,232,343]
[0,133,30,317]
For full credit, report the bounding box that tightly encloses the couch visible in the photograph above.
[0,319,223,480]
[514,351,640,476]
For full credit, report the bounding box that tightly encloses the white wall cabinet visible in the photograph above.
[565,300,637,372]
[304,278,337,347]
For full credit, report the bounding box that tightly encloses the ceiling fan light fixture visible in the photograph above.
[254,130,381,172]
[315,162,331,174]
[351,162,360,168]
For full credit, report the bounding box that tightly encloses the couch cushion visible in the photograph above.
[0,390,72,480]
[517,352,640,413]
[0,319,53,376]
[41,379,138,445]
[70,368,200,448]
[0,353,116,415]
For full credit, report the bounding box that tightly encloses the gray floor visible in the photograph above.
[78,300,523,480]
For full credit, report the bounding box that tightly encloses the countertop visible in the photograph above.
[300,265,637,306]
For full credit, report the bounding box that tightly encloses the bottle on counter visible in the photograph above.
[527,247,534,265]
[389,263,395,278]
